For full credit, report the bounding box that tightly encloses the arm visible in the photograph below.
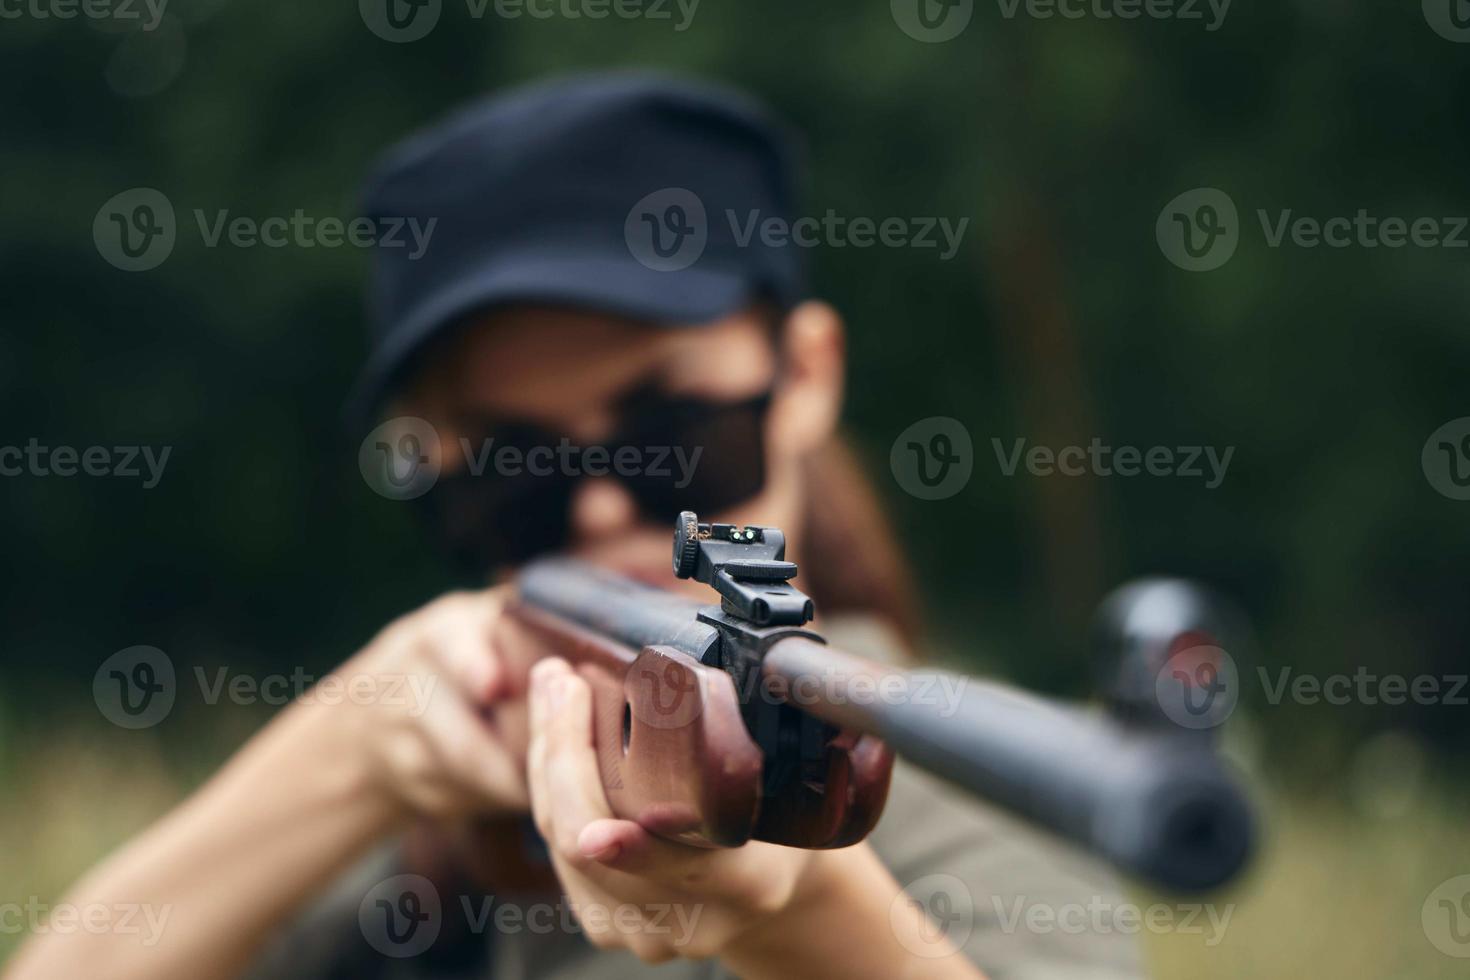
[5,589,530,980]
[721,845,985,980]
[6,696,404,980]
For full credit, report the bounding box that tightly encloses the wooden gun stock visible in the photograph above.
[507,600,894,849]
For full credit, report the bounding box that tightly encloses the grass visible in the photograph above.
[2,711,1467,977]
[1143,783,1470,978]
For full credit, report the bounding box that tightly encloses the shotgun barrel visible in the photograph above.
[762,637,1253,892]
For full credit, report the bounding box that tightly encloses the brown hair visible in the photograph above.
[795,435,922,648]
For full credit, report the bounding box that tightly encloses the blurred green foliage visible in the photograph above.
[2,0,1468,768]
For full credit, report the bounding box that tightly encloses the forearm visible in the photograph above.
[720,845,987,980]
[5,699,405,980]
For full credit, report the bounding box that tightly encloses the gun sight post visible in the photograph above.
[672,511,814,627]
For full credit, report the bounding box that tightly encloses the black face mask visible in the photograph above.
[416,384,772,573]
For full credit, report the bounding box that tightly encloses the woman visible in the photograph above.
[7,73,1141,980]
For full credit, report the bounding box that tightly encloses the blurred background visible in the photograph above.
[3,1,1469,976]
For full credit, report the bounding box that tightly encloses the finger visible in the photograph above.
[576,818,650,864]
[585,823,798,904]
[424,589,509,705]
[529,662,742,902]
[491,603,564,697]
[576,818,722,883]
[419,683,528,807]
[526,658,567,842]
[529,660,617,854]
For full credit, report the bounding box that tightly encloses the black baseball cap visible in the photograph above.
[348,71,808,424]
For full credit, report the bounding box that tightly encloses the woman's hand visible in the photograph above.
[341,586,537,819]
[524,656,813,962]
[5,587,543,980]
[524,657,987,978]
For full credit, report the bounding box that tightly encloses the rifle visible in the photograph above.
[508,511,1255,893]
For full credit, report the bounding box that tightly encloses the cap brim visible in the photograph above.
[345,253,755,428]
